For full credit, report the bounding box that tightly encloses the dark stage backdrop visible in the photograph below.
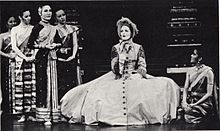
[0,0,218,83]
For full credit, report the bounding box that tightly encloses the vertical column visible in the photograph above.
[0,2,2,125]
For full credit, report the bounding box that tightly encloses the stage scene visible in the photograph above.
[0,0,219,130]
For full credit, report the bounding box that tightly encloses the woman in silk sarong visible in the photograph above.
[28,5,62,125]
[11,9,36,122]
[61,17,180,126]
[179,49,219,124]
[55,9,80,102]
[0,16,17,114]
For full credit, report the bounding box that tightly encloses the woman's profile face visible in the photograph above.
[190,49,199,63]
[40,5,52,21]
[56,9,66,25]
[120,25,131,41]
[7,16,17,30]
[21,11,31,25]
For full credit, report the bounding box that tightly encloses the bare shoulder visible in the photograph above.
[186,67,195,76]
[132,42,141,47]
[70,25,78,30]
[113,43,120,48]
[30,25,34,29]
[11,26,19,32]
[0,32,8,37]
[0,32,10,39]
[206,69,214,78]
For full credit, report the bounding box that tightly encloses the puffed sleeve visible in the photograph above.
[136,45,147,77]
[111,46,120,75]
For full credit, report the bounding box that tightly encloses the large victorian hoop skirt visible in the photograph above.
[61,71,180,125]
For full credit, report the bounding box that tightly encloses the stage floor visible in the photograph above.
[1,114,220,131]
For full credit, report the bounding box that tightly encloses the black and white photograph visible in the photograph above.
[0,0,219,131]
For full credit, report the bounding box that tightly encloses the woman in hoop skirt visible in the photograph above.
[61,17,180,126]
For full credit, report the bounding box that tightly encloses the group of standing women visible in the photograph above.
[0,4,219,126]
[0,5,79,125]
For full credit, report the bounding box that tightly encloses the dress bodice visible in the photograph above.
[28,22,62,60]
[188,65,213,96]
[111,41,146,77]
[191,77,207,94]
[119,43,138,74]
[56,24,78,59]
[1,32,12,53]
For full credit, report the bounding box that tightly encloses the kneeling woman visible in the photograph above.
[179,49,219,124]
[61,17,180,126]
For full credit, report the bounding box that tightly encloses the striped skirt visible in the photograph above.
[9,59,15,113]
[13,51,36,114]
[35,54,60,122]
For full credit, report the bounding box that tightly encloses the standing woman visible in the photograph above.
[28,5,62,125]
[55,9,80,101]
[0,16,17,114]
[11,8,36,122]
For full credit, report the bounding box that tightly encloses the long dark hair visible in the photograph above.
[1,14,17,32]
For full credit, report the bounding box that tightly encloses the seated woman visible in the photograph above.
[178,49,219,124]
[61,17,180,126]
